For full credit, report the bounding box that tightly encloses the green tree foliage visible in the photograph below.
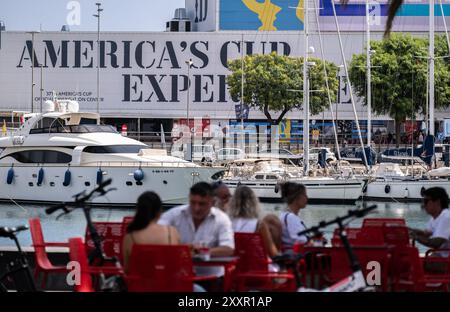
[227,53,338,125]
[349,34,450,146]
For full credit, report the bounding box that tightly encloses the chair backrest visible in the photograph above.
[85,222,124,261]
[28,218,52,267]
[68,237,94,292]
[331,228,361,246]
[382,224,410,246]
[234,233,269,273]
[362,218,406,228]
[126,244,194,292]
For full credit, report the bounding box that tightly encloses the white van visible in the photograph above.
[171,143,216,163]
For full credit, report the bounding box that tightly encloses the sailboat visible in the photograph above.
[224,0,365,204]
[363,0,450,201]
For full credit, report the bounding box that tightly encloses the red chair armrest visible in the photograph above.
[425,248,450,258]
[44,242,70,247]
[190,275,219,282]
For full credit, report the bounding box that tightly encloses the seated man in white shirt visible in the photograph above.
[159,182,234,284]
[410,187,450,261]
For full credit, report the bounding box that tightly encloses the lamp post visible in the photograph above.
[0,20,5,50]
[185,59,194,161]
[27,30,40,113]
[93,3,103,114]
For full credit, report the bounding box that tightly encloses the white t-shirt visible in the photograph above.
[426,209,450,257]
[231,218,258,233]
[279,211,308,249]
[158,204,234,276]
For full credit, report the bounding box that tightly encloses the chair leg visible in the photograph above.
[41,272,47,290]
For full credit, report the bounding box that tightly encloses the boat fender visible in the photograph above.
[384,185,391,194]
[37,168,44,186]
[134,168,144,182]
[7,166,14,185]
[96,168,103,185]
[274,183,279,194]
[63,169,71,187]
[420,187,426,197]
[404,187,409,198]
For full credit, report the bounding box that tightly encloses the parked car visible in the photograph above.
[171,144,216,163]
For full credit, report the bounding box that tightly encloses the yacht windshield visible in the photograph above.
[83,145,148,154]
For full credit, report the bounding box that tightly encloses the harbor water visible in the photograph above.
[0,201,429,251]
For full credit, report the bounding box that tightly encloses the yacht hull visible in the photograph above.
[364,179,450,202]
[224,178,365,204]
[0,165,222,207]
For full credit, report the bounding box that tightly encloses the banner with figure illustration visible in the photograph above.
[217,0,450,32]
[219,0,305,30]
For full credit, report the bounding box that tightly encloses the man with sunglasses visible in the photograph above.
[409,187,450,257]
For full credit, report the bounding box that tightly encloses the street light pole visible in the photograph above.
[93,3,103,114]
[27,31,40,113]
[40,64,43,113]
[185,59,194,161]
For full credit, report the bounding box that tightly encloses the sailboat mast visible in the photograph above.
[366,0,372,146]
[303,0,310,175]
[429,0,435,136]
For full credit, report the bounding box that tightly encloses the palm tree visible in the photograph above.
[341,0,404,37]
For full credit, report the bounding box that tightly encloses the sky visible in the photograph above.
[0,0,186,32]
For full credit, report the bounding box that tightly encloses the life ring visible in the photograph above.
[7,166,14,185]
[134,168,144,182]
[384,185,391,194]
[37,168,44,186]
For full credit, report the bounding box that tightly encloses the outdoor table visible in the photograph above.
[192,256,239,292]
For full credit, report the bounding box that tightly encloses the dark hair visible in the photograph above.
[211,180,228,194]
[190,182,214,197]
[127,191,163,233]
[281,182,306,205]
[423,187,449,209]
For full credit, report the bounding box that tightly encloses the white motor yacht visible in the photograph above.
[0,100,223,206]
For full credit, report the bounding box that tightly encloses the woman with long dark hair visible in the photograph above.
[122,191,180,271]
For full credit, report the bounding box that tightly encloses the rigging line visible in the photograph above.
[331,0,369,169]
[7,195,30,214]
[313,0,341,163]
[438,0,450,55]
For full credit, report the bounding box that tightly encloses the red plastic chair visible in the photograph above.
[234,233,296,292]
[391,245,450,292]
[68,237,95,292]
[85,222,125,263]
[68,237,123,292]
[28,218,69,288]
[125,244,217,292]
[303,246,392,291]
